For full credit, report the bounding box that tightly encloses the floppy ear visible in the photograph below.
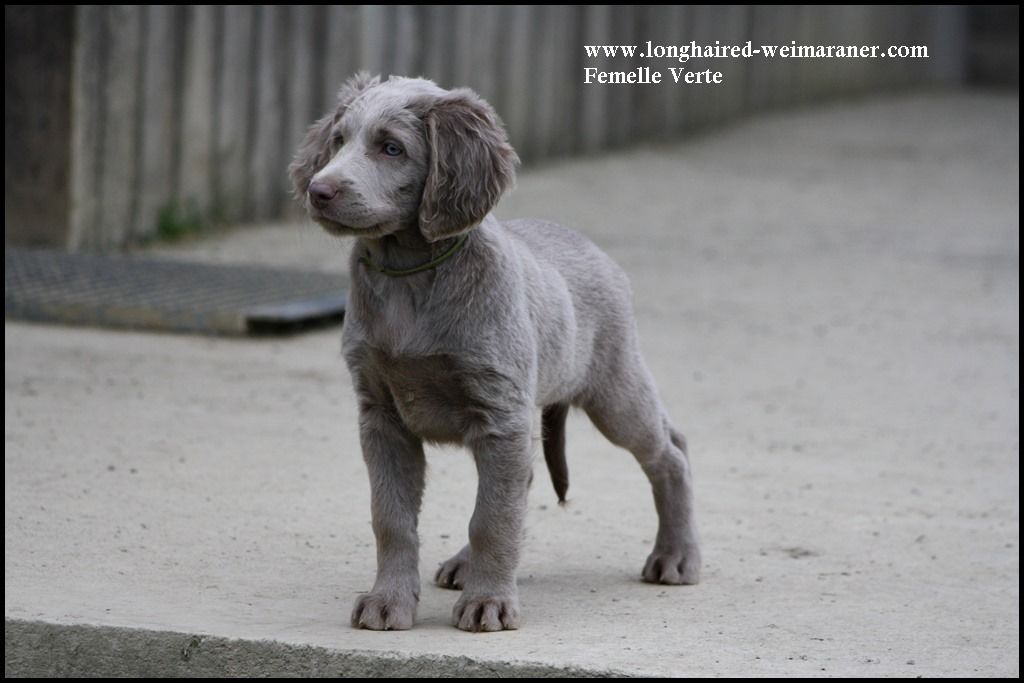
[419,89,519,242]
[288,72,381,200]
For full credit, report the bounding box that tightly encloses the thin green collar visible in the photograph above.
[358,234,469,277]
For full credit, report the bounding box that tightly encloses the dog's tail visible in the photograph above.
[542,403,570,504]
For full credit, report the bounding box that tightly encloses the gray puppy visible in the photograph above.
[290,74,700,633]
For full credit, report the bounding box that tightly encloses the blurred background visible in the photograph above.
[5,5,1019,252]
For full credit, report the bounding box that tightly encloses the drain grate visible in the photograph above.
[5,248,348,336]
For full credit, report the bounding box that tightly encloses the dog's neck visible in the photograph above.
[356,225,469,276]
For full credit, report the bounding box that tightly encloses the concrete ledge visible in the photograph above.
[4,619,614,678]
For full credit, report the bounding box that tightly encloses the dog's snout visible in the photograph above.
[309,180,339,208]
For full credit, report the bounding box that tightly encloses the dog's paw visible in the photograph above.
[642,545,702,585]
[435,545,471,590]
[351,591,417,630]
[452,593,520,632]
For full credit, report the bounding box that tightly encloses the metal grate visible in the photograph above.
[5,248,347,336]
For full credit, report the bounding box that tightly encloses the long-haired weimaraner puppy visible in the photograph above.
[289,73,700,632]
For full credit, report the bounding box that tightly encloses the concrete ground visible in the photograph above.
[5,91,1019,676]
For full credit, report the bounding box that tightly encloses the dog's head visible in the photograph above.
[289,74,519,243]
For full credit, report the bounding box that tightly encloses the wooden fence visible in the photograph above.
[5,5,967,250]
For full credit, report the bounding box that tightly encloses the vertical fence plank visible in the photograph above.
[903,7,926,86]
[451,5,475,90]
[836,6,859,98]
[644,6,675,138]
[477,5,504,104]
[322,5,359,102]
[288,6,316,160]
[821,6,847,99]
[135,6,177,242]
[409,5,431,78]
[775,5,802,109]
[579,5,612,153]
[872,6,905,90]
[274,6,296,218]
[889,6,911,89]
[820,5,842,99]
[96,5,142,248]
[686,5,716,131]
[841,5,871,95]
[630,6,657,143]
[487,4,512,127]
[792,5,813,105]
[746,5,774,113]
[420,6,452,88]
[4,6,74,247]
[666,5,692,136]
[453,4,505,102]
[177,5,216,222]
[560,5,581,155]
[283,6,321,219]
[541,5,574,157]
[213,6,255,224]
[391,5,419,77]
[717,4,748,121]
[605,5,636,148]
[500,5,533,159]
[531,5,562,160]
[250,6,286,220]
[926,6,968,85]
[68,6,103,250]
[360,5,390,76]
[562,6,585,156]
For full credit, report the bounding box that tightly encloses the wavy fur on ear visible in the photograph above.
[418,89,519,242]
[288,72,381,200]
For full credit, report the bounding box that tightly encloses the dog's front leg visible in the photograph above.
[452,424,533,632]
[350,402,425,631]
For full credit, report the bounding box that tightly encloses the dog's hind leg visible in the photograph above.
[582,352,701,585]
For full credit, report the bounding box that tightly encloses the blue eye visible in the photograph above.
[382,142,403,157]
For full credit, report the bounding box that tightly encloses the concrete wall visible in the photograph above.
[6,5,973,251]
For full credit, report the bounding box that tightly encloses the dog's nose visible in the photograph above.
[308,181,339,208]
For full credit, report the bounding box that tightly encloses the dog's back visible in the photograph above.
[501,218,638,401]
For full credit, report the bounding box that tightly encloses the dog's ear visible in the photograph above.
[419,89,519,242]
[288,72,381,200]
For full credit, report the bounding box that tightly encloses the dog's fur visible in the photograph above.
[290,74,700,632]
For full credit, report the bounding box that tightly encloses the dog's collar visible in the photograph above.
[358,233,469,277]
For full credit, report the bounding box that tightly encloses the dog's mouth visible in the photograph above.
[315,216,392,239]
[308,200,400,238]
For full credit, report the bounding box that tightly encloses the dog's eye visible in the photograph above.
[382,141,403,157]
[332,132,344,147]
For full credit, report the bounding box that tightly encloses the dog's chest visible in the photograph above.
[367,349,494,444]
